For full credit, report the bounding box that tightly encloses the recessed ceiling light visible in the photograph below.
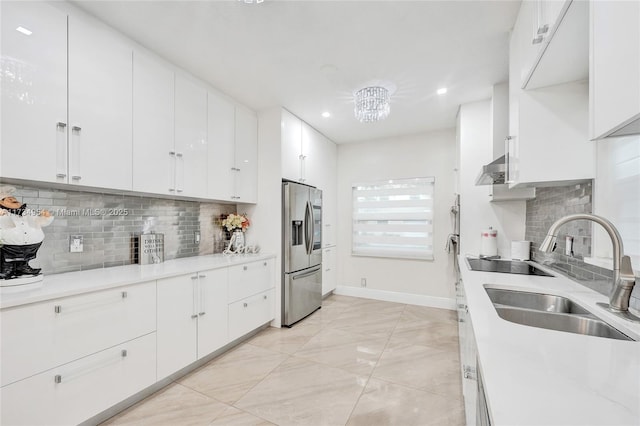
[321,112,331,118]
[437,87,448,95]
[16,26,32,36]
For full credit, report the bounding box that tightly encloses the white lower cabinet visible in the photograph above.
[156,268,228,380]
[322,246,337,296]
[228,289,275,341]
[228,259,274,303]
[456,278,478,426]
[0,333,156,426]
[0,281,156,388]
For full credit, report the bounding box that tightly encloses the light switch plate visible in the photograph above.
[70,235,83,253]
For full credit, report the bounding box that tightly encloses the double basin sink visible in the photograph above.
[485,287,634,341]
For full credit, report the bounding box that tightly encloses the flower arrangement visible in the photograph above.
[221,213,250,232]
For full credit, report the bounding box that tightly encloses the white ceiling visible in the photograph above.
[72,0,521,144]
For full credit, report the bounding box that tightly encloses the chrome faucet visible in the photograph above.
[540,214,637,316]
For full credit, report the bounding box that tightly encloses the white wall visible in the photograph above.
[336,129,457,306]
[244,107,282,326]
[457,100,526,258]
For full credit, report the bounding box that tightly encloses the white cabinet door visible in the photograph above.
[0,1,67,183]
[1,333,156,426]
[508,4,594,187]
[228,259,274,303]
[281,109,303,182]
[228,288,275,342]
[132,50,175,195]
[322,246,337,295]
[175,74,208,197]
[157,273,198,380]
[68,13,132,190]
[196,268,229,358]
[207,91,235,201]
[590,0,640,139]
[319,135,337,247]
[234,106,258,203]
[301,122,323,187]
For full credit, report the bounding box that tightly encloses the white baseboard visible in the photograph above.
[333,285,456,310]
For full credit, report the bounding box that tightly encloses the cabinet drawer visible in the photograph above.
[0,281,156,387]
[228,289,274,341]
[228,259,274,303]
[0,332,156,426]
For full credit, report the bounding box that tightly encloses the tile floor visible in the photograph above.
[102,295,465,426]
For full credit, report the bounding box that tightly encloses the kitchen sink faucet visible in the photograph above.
[539,214,639,322]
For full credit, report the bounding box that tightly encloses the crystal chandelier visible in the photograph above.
[354,86,391,123]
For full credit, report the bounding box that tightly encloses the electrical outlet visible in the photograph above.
[194,231,201,244]
[361,278,367,287]
[69,235,83,253]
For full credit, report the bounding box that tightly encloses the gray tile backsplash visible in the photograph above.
[4,184,235,275]
[525,181,639,311]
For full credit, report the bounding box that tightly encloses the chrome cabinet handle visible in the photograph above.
[54,305,62,314]
[263,295,267,300]
[198,274,206,278]
[243,266,248,271]
[169,151,176,156]
[53,349,128,384]
[56,173,67,178]
[121,291,127,299]
[176,152,183,158]
[71,176,82,180]
[198,312,205,316]
[56,122,67,129]
[176,189,183,193]
[243,302,248,308]
[191,314,198,319]
[263,262,267,266]
[537,24,549,35]
[71,126,81,132]
[532,35,544,44]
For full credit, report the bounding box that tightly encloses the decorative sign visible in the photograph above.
[138,234,164,264]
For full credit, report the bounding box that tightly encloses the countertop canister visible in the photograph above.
[511,240,531,261]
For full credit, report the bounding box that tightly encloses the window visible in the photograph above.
[593,136,640,270]
[352,177,434,260]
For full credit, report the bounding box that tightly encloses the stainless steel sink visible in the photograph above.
[486,288,591,315]
[485,287,633,341]
[495,307,633,341]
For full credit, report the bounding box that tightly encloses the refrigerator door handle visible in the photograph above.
[305,200,313,255]
[291,266,322,280]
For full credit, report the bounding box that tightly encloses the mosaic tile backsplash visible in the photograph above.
[2,183,236,275]
[525,181,639,310]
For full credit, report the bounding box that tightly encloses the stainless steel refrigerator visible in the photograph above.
[282,181,322,326]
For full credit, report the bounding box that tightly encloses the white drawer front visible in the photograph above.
[228,288,274,341]
[0,281,156,387]
[228,259,274,303]
[0,332,157,426]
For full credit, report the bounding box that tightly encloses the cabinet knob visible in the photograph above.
[243,266,248,271]
[263,262,267,266]
[263,295,267,300]
[121,291,127,299]
[54,375,62,384]
[121,349,128,358]
[54,305,62,314]
[243,302,248,308]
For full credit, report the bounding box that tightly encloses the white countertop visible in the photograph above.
[459,256,640,426]
[0,253,276,310]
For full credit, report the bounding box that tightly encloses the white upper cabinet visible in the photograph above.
[282,109,304,182]
[590,0,640,139]
[319,134,337,247]
[207,94,257,203]
[208,91,236,201]
[68,12,133,190]
[132,50,175,195]
[0,1,68,183]
[234,106,258,203]
[508,1,594,187]
[301,122,323,187]
[521,0,589,90]
[175,74,208,198]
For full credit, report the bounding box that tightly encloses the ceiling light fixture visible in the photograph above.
[16,26,32,36]
[238,0,264,3]
[354,86,390,123]
[437,87,448,95]
[321,112,331,118]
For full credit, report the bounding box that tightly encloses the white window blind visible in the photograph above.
[352,177,434,260]
[594,136,640,270]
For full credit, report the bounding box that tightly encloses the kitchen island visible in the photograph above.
[459,255,640,425]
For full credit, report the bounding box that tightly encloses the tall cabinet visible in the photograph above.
[279,109,338,295]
